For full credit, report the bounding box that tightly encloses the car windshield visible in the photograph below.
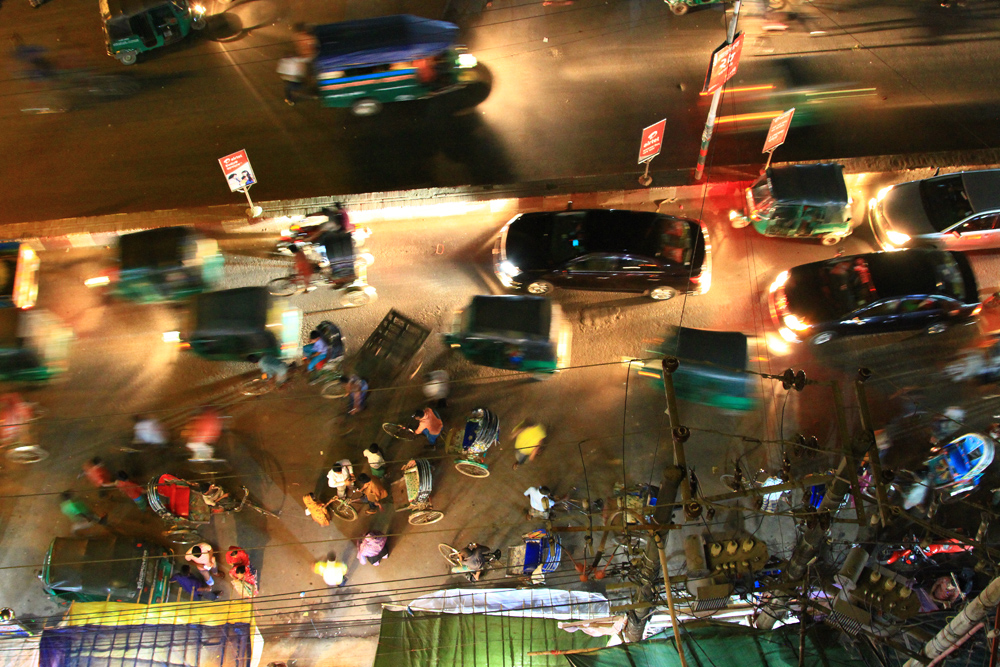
[659,218,692,265]
[920,175,974,232]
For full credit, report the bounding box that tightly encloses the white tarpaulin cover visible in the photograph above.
[404,588,610,620]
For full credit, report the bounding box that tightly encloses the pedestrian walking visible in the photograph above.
[303,492,332,526]
[171,565,219,601]
[357,531,389,566]
[511,420,546,470]
[277,56,308,106]
[362,443,385,479]
[59,492,106,534]
[355,473,387,514]
[225,545,251,570]
[81,457,113,489]
[314,557,348,586]
[326,459,354,498]
[413,407,443,447]
[345,375,368,415]
[132,414,168,447]
[229,565,258,598]
[524,486,554,519]
[115,471,147,510]
[185,542,219,586]
[422,370,450,409]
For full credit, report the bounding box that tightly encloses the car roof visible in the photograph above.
[516,209,682,256]
[313,14,458,70]
[961,170,1000,213]
[766,164,849,206]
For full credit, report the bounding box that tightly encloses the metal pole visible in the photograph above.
[694,0,741,181]
[660,359,692,504]
[639,160,653,187]
[764,150,774,171]
[854,368,891,527]
[242,187,263,219]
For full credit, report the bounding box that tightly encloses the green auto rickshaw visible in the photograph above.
[445,295,571,376]
[312,14,480,116]
[178,286,301,362]
[99,0,206,65]
[0,308,72,383]
[87,226,223,304]
[732,163,853,246]
[40,537,173,604]
[0,243,39,310]
[637,326,757,413]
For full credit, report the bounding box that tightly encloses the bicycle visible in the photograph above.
[326,493,368,522]
[234,486,280,519]
[438,543,502,581]
[382,421,418,440]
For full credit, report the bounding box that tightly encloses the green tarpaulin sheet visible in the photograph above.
[565,623,863,667]
[374,609,607,667]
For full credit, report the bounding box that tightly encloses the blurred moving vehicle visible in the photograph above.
[493,209,710,301]
[86,226,223,303]
[446,295,571,375]
[0,243,39,310]
[665,0,783,16]
[732,163,852,246]
[312,14,480,116]
[768,249,980,345]
[100,0,206,65]
[40,536,173,604]
[0,308,72,382]
[869,169,1000,251]
[926,433,995,503]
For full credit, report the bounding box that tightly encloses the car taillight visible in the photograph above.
[972,304,983,316]
[774,288,789,315]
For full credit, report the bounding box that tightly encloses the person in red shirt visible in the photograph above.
[115,471,147,510]
[82,458,113,488]
[226,546,251,569]
[291,246,317,291]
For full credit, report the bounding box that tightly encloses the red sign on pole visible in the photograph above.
[763,108,795,153]
[218,149,258,192]
[703,32,745,95]
[638,119,667,164]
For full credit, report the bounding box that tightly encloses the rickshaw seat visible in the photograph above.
[523,541,542,571]
[156,474,190,518]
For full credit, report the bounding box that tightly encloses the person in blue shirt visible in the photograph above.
[303,330,329,373]
[170,565,219,601]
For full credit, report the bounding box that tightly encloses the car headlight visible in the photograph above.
[875,185,893,202]
[457,53,478,69]
[769,270,789,293]
[499,261,519,277]
[192,3,206,14]
[783,314,810,332]
[886,231,910,246]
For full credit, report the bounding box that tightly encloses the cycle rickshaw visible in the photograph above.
[390,459,445,525]
[384,407,500,478]
[505,529,562,584]
[147,473,277,541]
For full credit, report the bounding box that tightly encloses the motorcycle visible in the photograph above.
[877,538,973,568]
[277,222,371,256]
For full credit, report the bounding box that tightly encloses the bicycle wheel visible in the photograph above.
[438,543,463,567]
[320,380,348,400]
[330,500,358,522]
[410,510,444,525]
[454,461,490,478]
[5,445,48,464]
[267,276,300,297]
[383,423,417,440]
[240,376,273,397]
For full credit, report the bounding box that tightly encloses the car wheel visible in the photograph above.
[649,286,678,301]
[810,331,837,345]
[526,280,554,295]
[668,2,688,15]
[351,98,383,116]
[821,234,841,247]
[117,51,138,66]
[926,322,949,335]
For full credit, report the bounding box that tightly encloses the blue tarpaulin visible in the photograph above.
[313,15,458,71]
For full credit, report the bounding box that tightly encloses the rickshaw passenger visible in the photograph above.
[303,330,329,372]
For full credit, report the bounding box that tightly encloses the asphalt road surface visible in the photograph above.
[3,0,1000,223]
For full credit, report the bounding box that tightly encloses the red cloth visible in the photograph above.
[84,462,112,488]
[157,474,190,518]
[226,546,250,568]
[187,410,222,444]
[116,478,144,501]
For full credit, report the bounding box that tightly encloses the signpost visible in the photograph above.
[694,0,742,182]
[218,149,262,218]
[638,119,667,187]
[762,107,795,170]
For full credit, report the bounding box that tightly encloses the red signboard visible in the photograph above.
[638,119,667,164]
[763,108,795,153]
[218,149,258,192]
[703,32,745,95]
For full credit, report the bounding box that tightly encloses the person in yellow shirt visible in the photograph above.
[512,420,546,470]
[314,559,348,587]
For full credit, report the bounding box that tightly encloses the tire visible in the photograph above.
[340,288,371,308]
[331,501,358,522]
[454,461,490,478]
[649,286,677,301]
[351,98,383,116]
[927,322,949,335]
[192,16,207,30]
[320,380,348,400]
[439,543,463,567]
[267,276,300,297]
[383,423,417,440]
[821,234,841,247]
[5,445,48,464]
[669,2,688,16]
[410,510,445,525]
[810,331,836,346]
[117,51,137,66]
[526,280,554,295]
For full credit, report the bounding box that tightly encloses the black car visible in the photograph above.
[768,249,980,345]
[493,209,711,301]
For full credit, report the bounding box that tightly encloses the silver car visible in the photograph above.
[869,169,1000,251]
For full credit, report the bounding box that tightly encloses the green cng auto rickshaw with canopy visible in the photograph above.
[87,226,223,303]
[445,295,571,376]
[99,0,206,65]
[40,536,173,604]
[178,286,301,362]
[312,14,480,116]
[0,243,39,310]
[733,163,853,246]
[0,308,72,383]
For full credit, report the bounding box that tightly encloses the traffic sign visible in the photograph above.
[638,119,667,164]
[763,108,795,153]
[218,149,258,192]
[703,32,745,95]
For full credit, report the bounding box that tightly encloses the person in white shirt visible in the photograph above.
[422,370,449,408]
[132,414,168,447]
[362,444,385,479]
[327,459,354,498]
[524,486,553,519]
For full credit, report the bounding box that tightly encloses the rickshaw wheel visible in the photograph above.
[320,380,348,399]
[668,2,688,15]
[410,510,445,525]
[117,51,137,66]
[455,461,490,478]
[383,423,418,440]
[331,502,358,522]
[268,276,300,297]
[351,98,383,116]
[438,543,463,567]
[821,234,841,246]
[5,445,48,464]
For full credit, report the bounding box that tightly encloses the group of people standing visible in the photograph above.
[171,543,259,601]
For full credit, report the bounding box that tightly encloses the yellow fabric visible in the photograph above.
[314,560,348,586]
[64,600,253,627]
[514,424,546,454]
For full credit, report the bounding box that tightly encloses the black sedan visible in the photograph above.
[768,249,980,345]
[492,209,711,301]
